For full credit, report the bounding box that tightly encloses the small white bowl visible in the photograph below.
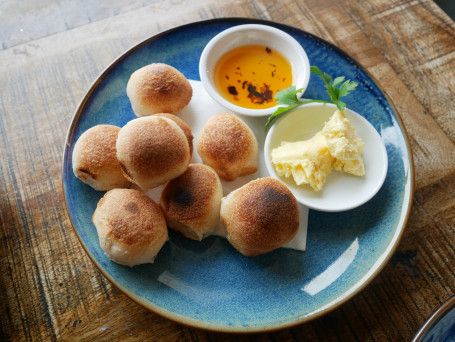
[264,103,388,212]
[199,24,310,117]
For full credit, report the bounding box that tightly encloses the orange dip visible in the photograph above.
[213,45,292,109]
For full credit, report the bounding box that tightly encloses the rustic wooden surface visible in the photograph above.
[1,0,454,340]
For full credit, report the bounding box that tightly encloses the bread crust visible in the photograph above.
[116,116,191,190]
[159,164,222,240]
[72,124,131,190]
[197,113,258,181]
[92,188,168,266]
[221,177,299,256]
[126,63,192,116]
[154,113,193,156]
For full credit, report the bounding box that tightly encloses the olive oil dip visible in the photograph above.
[213,45,292,109]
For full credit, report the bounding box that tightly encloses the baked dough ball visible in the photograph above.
[220,177,299,256]
[72,124,131,191]
[126,63,193,116]
[159,164,222,241]
[197,113,258,181]
[154,113,193,156]
[92,188,168,266]
[116,116,191,190]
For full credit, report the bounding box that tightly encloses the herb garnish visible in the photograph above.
[264,66,359,132]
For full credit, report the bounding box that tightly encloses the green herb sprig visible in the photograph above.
[264,66,359,132]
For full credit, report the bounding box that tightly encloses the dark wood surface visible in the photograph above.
[1,0,454,340]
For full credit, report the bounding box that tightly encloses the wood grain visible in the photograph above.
[1,0,454,341]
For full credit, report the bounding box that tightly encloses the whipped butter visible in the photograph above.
[271,132,334,191]
[322,109,365,176]
[271,109,365,191]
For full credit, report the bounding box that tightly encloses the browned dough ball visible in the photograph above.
[72,124,131,191]
[221,177,300,256]
[92,188,168,266]
[126,63,192,116]
[159,164,222,241]
[197,113,258,181]
[116,116,191,190]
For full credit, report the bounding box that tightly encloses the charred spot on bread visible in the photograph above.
[172,188,193,207]
[124,202,139,214]
[159,164,222,240]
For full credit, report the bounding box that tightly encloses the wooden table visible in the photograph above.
[1,0,454,340]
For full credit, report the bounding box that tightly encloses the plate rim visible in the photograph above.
[62,17,415,333]
[412,295,455,341]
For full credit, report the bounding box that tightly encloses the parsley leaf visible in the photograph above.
[264,66,359,132]
[274,86,303,106]
[311,66,358,111]
[338,79,358,97]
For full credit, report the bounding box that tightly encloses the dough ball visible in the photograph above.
[126,63,192,116]
[197,113,258,181]
[92,188,168,266]
[72,124,131,191]
[221,177,299,256]
[159,164,222,241]
[116,116,191,190]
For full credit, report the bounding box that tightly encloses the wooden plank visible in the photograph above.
[0,0,159,50]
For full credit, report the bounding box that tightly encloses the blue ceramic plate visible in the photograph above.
[412,296,455,342]
[63,18,414,332]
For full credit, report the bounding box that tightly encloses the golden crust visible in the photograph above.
[116,116,191,190]
[197,113,258,181]
[154,113,193,156]
[126,63,192,116]
[92,189,168,266]
[221,177,299,256]
[159,164,222,240]
[72,124,131,190]
[94,189,166,247]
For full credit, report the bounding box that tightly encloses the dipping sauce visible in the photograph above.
[213,45,292,109]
